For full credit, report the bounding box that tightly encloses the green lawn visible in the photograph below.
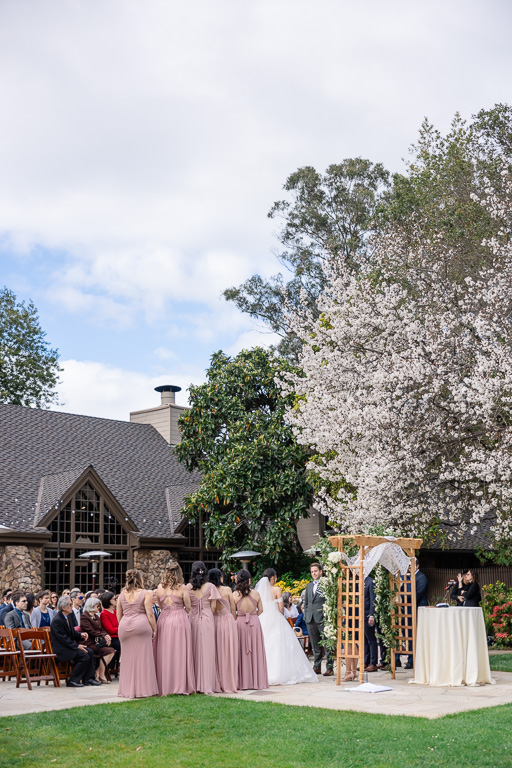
[489,652,512,672]
[1,696,512,768]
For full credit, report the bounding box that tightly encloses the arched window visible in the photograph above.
[44,480,131,592]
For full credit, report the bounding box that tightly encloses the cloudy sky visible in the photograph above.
[1,0,510,420]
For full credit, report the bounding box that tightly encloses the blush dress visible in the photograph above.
[236,594,268,690]
[187,582,221,694]
[154,592,195,695]
[117,589,159,699]
[213,595,239,693]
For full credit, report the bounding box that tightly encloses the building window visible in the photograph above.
[44,481,130,592]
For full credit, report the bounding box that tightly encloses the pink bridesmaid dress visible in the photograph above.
[154,592,195,695]
[118,589,159,699]
[213,595,239,693]
[187,582,221,694]
[236,595,268,690]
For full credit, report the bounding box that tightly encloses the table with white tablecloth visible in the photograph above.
[410,606,495,687]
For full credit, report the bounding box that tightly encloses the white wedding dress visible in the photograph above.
[254,577,318,686]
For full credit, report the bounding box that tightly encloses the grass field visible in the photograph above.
[489,652,512,672]
[1,695,512,768]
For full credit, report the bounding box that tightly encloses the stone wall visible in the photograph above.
[134,548,176,588]
[0,545,43,592]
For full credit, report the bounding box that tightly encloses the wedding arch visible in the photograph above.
[328,534,423,685]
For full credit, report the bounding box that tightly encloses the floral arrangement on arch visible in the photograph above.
[315,536,342,653]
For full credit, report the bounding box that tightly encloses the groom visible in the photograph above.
[304,563,333,676]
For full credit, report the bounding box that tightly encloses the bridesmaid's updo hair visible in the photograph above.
[125,569,144,592]
[208,568,222,587]
[236,569,251,597]
[162,560,184,590]
[190,561,207,590]
[263,568,277,581]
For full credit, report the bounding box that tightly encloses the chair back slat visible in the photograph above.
[15,628,61,689]
[0,627,20,683]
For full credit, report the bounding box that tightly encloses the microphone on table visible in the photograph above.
[436,580,456,607]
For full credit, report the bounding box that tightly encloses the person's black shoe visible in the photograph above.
[404,663,413,669]
[66,680,84,688]
[84,679,102,686]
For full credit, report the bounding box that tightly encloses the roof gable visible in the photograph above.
[0,403,200,538]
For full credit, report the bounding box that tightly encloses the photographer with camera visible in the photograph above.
[451,569,481,607]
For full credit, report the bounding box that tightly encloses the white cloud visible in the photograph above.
[2,0,511,419]
[55,358,206,421]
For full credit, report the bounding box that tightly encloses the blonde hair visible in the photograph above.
[125,568,144,592]
[161,560,184,590]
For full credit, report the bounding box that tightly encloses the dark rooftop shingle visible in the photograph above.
[0,403,199,538]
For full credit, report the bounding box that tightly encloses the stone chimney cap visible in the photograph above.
[154,385,182,394]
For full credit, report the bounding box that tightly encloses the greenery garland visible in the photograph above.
[373,564,397,663]
[315,536,340,654]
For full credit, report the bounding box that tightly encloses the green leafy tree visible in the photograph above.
[0,287,61,408]
[174,348,313,564]
[223,158,390,360]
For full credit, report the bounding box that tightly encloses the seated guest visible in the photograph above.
[1,588,12,608]
[5,592,32,649]
[294,611,309,636]
[25,592,36,621]
[100,591,121,661]
[31,590,55,627]
[50,593,59,609]
[50,596,100,687]
[0,593,14,626]
[283,592,298,619]
[69,589,85,629]
[80,597,116,683]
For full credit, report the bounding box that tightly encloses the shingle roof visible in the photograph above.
[0,403,200,538]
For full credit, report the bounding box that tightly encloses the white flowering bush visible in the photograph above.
[283,170,512,542]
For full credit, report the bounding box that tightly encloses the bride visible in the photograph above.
[255,569,318,686]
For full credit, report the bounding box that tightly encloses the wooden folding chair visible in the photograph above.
[0,627,21,684]
[286,617,295,628]
[15,628,61,689]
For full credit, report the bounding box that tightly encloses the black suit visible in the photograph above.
[396,569,429,666]
[50,611,95,684]
[364,576,378,667]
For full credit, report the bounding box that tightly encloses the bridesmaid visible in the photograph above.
[208,568,238,693]
[154,560,195,695]
[233,569,268,690]
[117,569,159,699]
[187,561,221,694]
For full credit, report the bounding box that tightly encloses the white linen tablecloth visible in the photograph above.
[410,606,495,687]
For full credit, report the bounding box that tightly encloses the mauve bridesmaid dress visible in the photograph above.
[236,595,268,690]
[154,592,195,695]
[117,589,159,699]
[187,582,221,694]
[213,595,239,693]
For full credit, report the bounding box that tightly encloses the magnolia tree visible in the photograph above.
[282,170,512,541]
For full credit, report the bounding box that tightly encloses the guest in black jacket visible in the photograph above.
[50,596,100,688]
[461,570,481,606]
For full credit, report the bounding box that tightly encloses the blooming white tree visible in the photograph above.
[283,171,512,541]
